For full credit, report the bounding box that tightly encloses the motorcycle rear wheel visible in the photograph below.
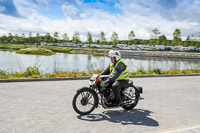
[122,90,139,110]
[72,88,98,115]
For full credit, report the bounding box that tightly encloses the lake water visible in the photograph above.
[0,51,200,73]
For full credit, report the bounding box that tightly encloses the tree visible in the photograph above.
[196,41,200,48]
[96,40,100,45]
[13,33,19,43]
[184,36,191,47]
[152,28,160,39]
[99,31,106,45]
[52,32,59,43]
[62,33,69,41]
[21,33,25,38]
[72,32,80,44]
[8,33,13,43]
[110,32,118,45]
[44,33,51,43]
[190,34,197,46]
[199,32,200,42]
[86,32,93,44]
[158,35,167,45]
[28,32,33,45]
[19,33,26,44]
[0,34,7,43]
[36,33,41,43]
[172,29,182,46]
[128,31,135,45]
[54,32,58,38]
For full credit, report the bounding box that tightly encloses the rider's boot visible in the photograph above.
[113,87,122,107]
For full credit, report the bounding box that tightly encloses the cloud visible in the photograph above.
[29,0,48,6]
[59,0,83,6]
[117,0,200,22]
[62,4,81,20]
[0,0,200,41]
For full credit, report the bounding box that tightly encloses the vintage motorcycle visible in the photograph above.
[72,74,143,115]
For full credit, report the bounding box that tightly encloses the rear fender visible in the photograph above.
[133,85,143,94]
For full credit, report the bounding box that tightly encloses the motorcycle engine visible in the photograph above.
[123,87,135,99]
[102,91,115,107]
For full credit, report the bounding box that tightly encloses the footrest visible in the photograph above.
[139,97,144,100]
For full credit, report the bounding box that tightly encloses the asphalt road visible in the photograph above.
[0,76,200,133]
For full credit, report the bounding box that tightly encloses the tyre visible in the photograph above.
[122,90,139,110]
[72,87,98,115]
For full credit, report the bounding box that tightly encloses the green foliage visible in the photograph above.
[86,32,93,44]
[72,32,80,44]
[44,46,72,53]
[152,28,160,39]
[128,31,135,45]
[24,67,40,77]
[0,44,28,51]
[152,68,161,74]
[16,48,55,55]
[1,30,200,47]
[1,66,200,79]
[172,29,182,46]
[99,31,106,45]
[110,32,118,45]
[0,70,6,76]
[158,35,167,45]
[62,33,69,41]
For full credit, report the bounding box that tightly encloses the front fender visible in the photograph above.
[76,86,89,92]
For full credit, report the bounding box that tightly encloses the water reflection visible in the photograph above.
[0,51,200,73]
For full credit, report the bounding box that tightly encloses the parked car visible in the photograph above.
[188,46,196,51]
[174,45,183,51]
[82,44,90,48]
[116,44,128,49]
[101,45,113,49]
[155,45,165,51]
[39,42,47,46]
[135,45,151,50]
[165,46,173,51]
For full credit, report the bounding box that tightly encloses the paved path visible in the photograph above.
[0,76,200,133]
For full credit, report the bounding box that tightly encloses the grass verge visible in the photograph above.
[1,67,200,79]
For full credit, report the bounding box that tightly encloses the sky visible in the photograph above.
[0,0,200,41]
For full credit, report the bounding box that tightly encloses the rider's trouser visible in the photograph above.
[111,80,129,102]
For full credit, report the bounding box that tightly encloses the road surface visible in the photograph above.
[0,76,200,133]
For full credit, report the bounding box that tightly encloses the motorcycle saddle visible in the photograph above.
[124,80,133,88]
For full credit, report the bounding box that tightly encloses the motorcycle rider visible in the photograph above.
[100,50,129,106]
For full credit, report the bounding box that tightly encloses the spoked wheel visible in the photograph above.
[122,90,139,110]
[72,88,98,115]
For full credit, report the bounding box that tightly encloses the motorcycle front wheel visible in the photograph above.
[72,87,98,115]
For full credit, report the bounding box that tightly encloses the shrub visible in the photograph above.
[152,68,161,74]
[0,69,6,76]
[24,67,40,77]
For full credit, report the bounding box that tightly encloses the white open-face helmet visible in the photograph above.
[108,50,121,61]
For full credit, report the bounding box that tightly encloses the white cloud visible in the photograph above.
[14,0,50,16]
[62,4,81,20]
[0,0,200,41]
